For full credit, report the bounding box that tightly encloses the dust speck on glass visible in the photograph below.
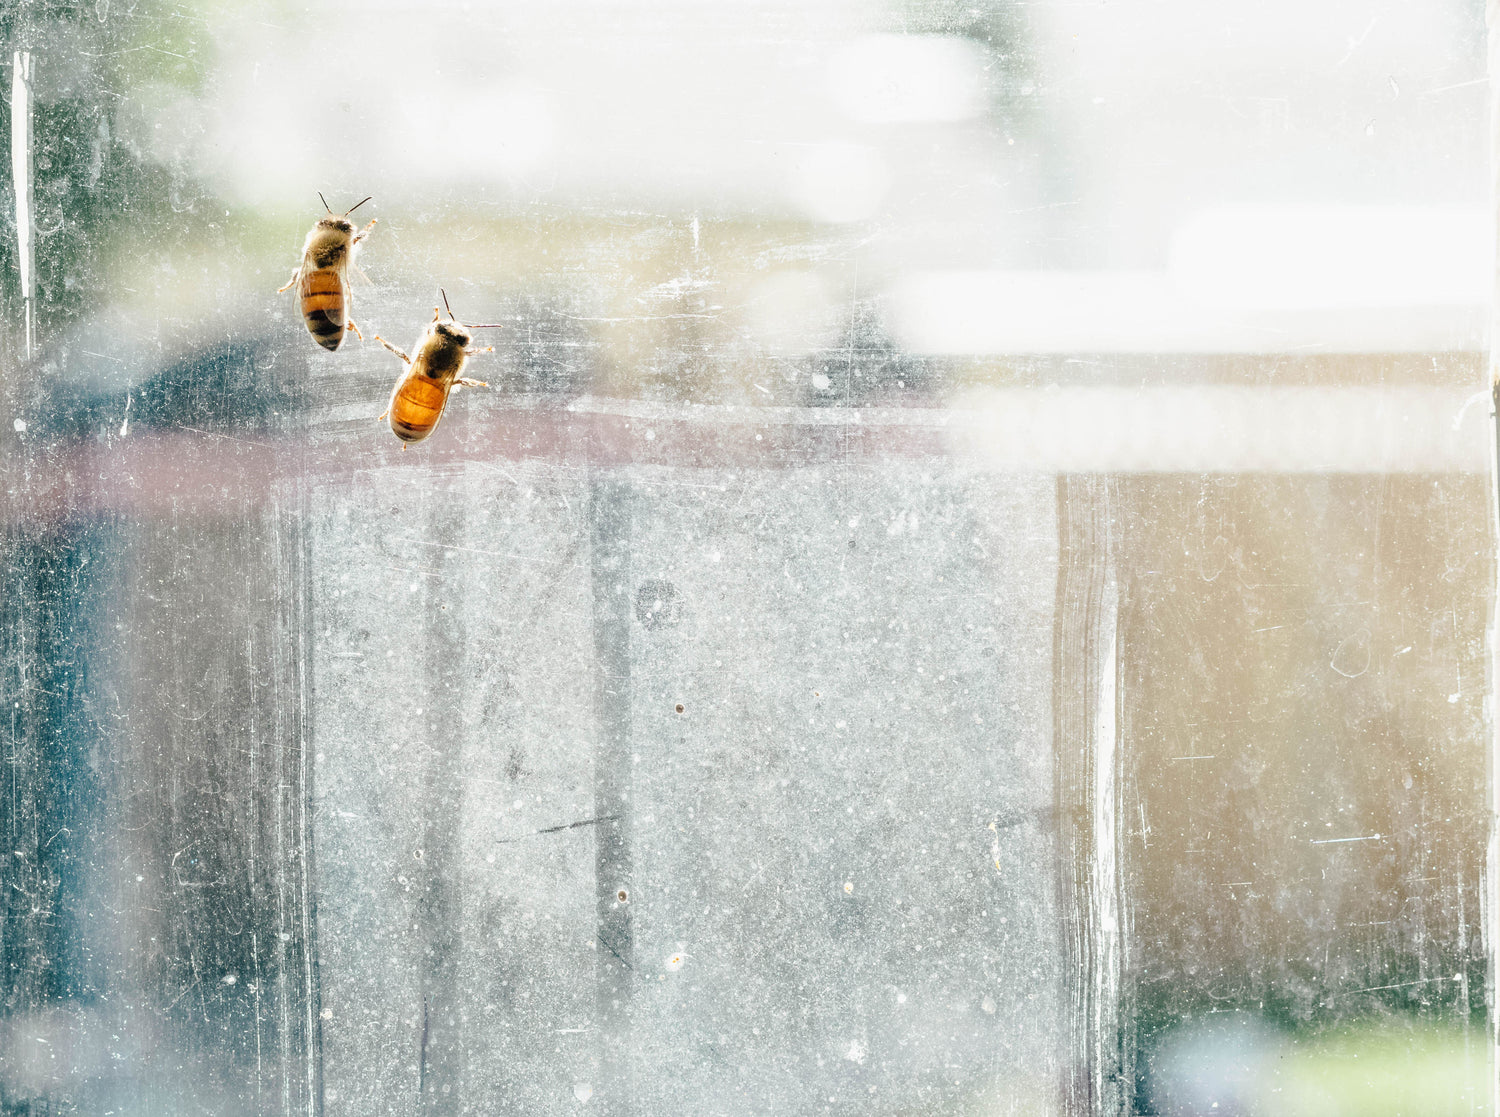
[0,0,1492,1114]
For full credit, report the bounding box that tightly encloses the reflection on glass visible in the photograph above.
[0,0,1490,1113]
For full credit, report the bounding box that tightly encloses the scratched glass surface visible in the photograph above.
[0,1,1491,1115]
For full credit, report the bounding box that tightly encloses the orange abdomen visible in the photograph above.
[388,372,453,442]
[300,268,346,351]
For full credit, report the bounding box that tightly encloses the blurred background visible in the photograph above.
[0,0,1492,1114]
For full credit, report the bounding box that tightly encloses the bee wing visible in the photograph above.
[349,260,374,288]
[298,259,350,300]
[299,258,350,350]
[296,244,339,285]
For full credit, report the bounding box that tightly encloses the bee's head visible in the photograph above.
[434,320,471,347]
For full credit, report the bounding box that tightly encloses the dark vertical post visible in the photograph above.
[590,476,635,1117]
[416,510,469,1113]
[283,493,323,1117]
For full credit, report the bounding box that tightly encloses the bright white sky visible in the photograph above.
[188,0,1487,350]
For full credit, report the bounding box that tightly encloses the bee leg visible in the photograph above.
[353,217,378,245]
[373,335,411,364]
[456,377,488,389]
[276,267,300,293]
[346,319,364,341]
[377,408,389,421]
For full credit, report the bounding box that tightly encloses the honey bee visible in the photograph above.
[279,193,376,351]
[376,291,503,445]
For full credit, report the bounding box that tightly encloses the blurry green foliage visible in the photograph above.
[1,0,222,348]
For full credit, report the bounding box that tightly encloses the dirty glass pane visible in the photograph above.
[0,1,1491,1115]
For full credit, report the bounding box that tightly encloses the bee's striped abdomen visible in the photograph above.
[388,373,451,442]
[300,268,346,351]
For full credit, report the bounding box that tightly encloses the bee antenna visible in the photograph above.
[318,192,332,214]
[441,288,456,321]
[345,196,373,217]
